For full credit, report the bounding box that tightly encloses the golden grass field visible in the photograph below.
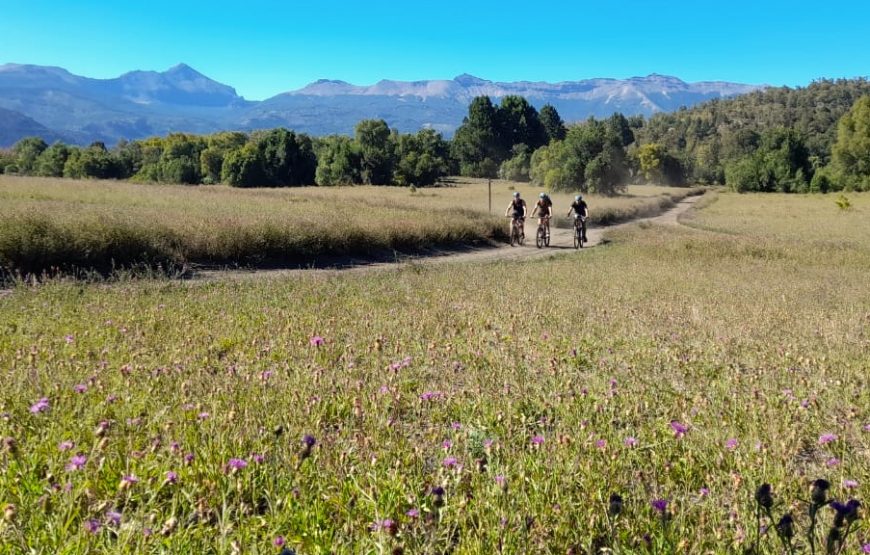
[0,175,699,276]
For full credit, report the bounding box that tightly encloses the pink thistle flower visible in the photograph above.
[863,543,870,554]
[251,453,265,464]
[726,438,738,451]
[441,440,452,450]
[419,391,443,401]
[818,433,838,445]
[165,471,178,484]
[531,435,545,446]
[183,453,195,465]
[84,519,101,534]
[844,479,859,489]
[226,458,248,472]
[826,457,840,467]
[699,487,710,497]
[197,412,210,421]
[58,441,74,452]
[863,424,870,432]
[495,475,507,488]
[405,508,420,518]
[651,499,668,514]
[106,510,122,526]
[274,536,285,547]
[309,336,325,347]
[595,439,607,450]
[624,436,638,447]
[30,397,50,414]
[483,438,495,449]
[64,334,74,344]
[119,474,139,488]
[66,454,87,471]
[670,421,689,438]
[451,422,462,430]
[442,456,458,468]
[73,384,87,394]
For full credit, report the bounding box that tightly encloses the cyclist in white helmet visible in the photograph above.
[567,194,589,241]
[531,192,553,240]
[504,191,527,240]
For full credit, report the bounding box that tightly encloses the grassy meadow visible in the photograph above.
[0,176,699,277]
[1,192,869,552]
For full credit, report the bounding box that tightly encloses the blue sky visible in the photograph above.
[3,0,868,100]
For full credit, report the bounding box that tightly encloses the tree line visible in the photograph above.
[2,79,869,192]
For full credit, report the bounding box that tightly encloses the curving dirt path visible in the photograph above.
[193,194,704,282]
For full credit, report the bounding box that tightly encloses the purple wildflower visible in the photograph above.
[495,475,507,488]
[451,421,462,430]
[84,519,101,534]
[431,486,445,497]
[844,479,859,489]
[699,487,710,497]
[670,421,689,438]
[120,475,139,488]
[165,471,178,484]
[818,433,838,445]
[595,439,607,449]
[419,391,443,401]
[441,440,452,450]
[302,434,316,447]
[74,384,87,394]
[442,456,458,468]
[406,508,420,518]
[197,412,210,420]
[183,452,195,465]
[64,334,75,344]
[651,499,669,514]
[531,435,545,446]
[66,454,87,472]
[826,457,841,467]
[624,436,638,447]
[309,336,325,347]
[227,458,248,471]
[30,397,50,414]
[863,544,870,554]
[106,510,122,526]
[58,441,74,452]
[274,536,285,547]
[726,438,738,451]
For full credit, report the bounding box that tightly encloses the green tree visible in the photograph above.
[221,144,266,187]
[315,136,361,186]
[831,95,870,190]
[393,129,449,186]
[355,119,395,185]
[34,143,73,177]
[12,137,48,174]
[539,104,566,142]
[498,144,532,182]
[497,96,547,152]
[451,96,502,177]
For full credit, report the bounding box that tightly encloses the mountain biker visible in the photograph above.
[567,194,589,241]
[531,192,553,239]
[505,192,527,240]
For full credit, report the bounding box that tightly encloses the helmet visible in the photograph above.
[513,191,520,198]
[539,192,545,199]
[575,195,582,201]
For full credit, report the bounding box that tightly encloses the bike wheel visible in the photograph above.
[536,227,545,249]
[545,230,550,247]
[510,225,517,246]
[574,228,580,249]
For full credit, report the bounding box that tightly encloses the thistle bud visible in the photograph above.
[3,503,16,522]
[810,479,830,506]
[608,493,624,517]
[776,513,794,540]
[754,484,773,509]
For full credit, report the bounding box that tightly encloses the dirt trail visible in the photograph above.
[192,194,704,282]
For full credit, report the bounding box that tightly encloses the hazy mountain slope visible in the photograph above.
[0,63,761,144]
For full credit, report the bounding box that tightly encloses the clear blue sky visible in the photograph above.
[3,0,868,100]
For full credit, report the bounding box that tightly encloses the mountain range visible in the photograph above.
[0,63,762,147]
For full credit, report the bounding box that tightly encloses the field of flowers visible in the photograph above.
[1,193,869,553]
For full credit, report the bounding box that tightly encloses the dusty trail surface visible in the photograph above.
[193,194,703,282]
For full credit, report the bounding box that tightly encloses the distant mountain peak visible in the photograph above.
[453,73,489,86]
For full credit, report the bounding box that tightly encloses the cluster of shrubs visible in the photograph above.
[0,120,451,188]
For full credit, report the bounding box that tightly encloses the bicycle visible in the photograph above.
[535,216,551,249]
[573,215,586,249]
[508,216,525,246]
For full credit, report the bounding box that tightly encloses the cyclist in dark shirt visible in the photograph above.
[531,192,553,239]
[504,191,527,240]
[567,194,589,241]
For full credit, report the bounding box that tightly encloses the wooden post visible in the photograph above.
[488,178,492,215]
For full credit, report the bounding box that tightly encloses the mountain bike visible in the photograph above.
[573,215,586,249]
[535,216,550,249]
[508,216,525,246]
